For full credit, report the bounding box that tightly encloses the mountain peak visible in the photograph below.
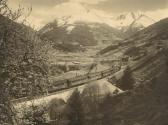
[116,11,143,21]
[115,11,156,35]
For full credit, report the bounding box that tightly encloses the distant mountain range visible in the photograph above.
[53,11,155,32]
[38,21,126,52]
[38,12,156,52]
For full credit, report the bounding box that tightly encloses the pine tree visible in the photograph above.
[66,89,84,125]
[100,93,113,125]
[117,66,135,90]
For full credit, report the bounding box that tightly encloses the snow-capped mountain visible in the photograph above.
[113,12,156,35]
[38,20,126,52]
[39,8,156,37]
[38,11,157,53]
[34,0,156,36]
[59,12,155,36]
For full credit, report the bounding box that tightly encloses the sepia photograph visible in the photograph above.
[0,0,168,125]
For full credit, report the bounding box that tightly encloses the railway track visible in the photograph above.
[11,66,121,104]
[11,50,163,105]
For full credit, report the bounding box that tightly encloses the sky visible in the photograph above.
[8,0,168,29]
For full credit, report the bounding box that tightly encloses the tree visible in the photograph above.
[117,66,135,91]
[0,1,50,124]
[81,84,103,125]
[66,89,84,125]
[21,105,49,125]
[100,93,113,125]
[0,1,24,124]
[48,98,66,125]
[163,48,168,74]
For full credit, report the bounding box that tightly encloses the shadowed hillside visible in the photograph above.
[101,70,168,125]
[99,18,168,55]
[0,15,50,99]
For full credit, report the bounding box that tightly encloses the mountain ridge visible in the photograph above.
[114,12,156,35]
[38,20,126,52]
[99,17,168,55]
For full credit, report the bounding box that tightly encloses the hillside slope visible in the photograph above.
[0,15,50,98]
[99,18,168,56]
[100,18,168,125]
[102,69,168,125]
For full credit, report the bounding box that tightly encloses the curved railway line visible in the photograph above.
[11,50,162,105]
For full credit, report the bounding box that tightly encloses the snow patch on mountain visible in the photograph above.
[113,12,156,32]
[66,25,75,33]
[53,11,155,35]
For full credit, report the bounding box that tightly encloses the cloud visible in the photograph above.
[9,0,107,10]
[25,2,112,28]
[8,0,168,29]
[22,0,69,8]
[70,0,106,4]
[146,8,168,21]
[90,0,168,13]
